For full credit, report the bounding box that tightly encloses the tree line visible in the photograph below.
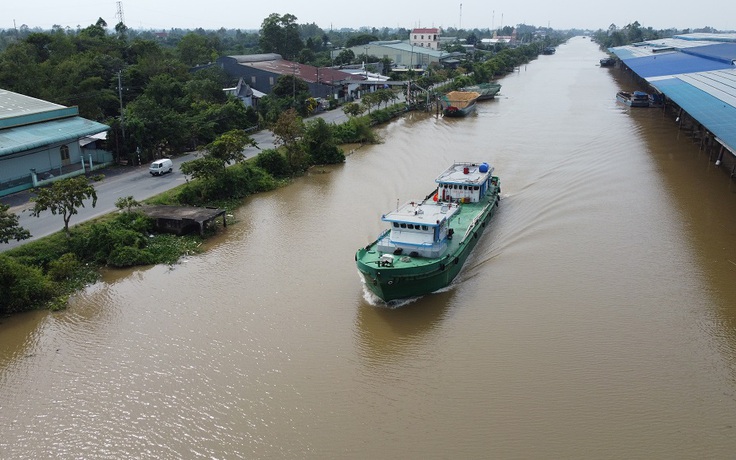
[592,21,722,49]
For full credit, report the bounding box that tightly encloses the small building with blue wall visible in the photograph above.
[0,88,112,197]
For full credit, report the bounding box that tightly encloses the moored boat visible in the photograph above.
[616,90,650,107]
[441,91,480,117]
[460,82,502,100]
[599,57,616,67]
[355,162,501,302]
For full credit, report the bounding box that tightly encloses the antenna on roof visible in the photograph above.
[459,3,462,30]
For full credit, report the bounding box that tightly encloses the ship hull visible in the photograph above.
[443,101,477,117]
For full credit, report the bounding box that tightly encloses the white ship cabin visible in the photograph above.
[436,162,494,203]
[375,162,495,260]
[377,200,460,258]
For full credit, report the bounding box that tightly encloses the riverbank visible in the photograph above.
[0,103,411,315]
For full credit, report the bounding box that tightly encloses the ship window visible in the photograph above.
[393,222,399,228]
[407,224,414,229]
[422,225,428,231]
[400,223,407,228]
[474,186,479,190]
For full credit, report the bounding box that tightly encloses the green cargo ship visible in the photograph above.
[355,162,501,302]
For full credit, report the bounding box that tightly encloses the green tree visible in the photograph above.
[373,88,397,108]
[361,92,380,114]
[304,118,345,165]
[178,33,216,66]
[255,149,291,178]
[333,49,355,66]
[345,34,379,47]
[31,176,98,236]
[180,157,224,182]
[269,74,312,116]
[180,129,256,182]
[0,203,31,243]
[259,13,303,60]
[115,196,142,213]
[271,73,310,99]
[206,129,258,171]
[272,109,308,174]
[342,102,364,117]
[0,42,43,96]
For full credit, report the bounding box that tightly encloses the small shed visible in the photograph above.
[141,205,226,236]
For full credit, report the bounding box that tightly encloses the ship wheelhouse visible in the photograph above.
[376,200,460,258]
[436,162,494,203]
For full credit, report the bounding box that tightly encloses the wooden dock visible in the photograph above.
[141,205,226,236]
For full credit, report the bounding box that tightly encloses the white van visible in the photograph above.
[149,158,173,176]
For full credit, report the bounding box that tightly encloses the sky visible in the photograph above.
[3,0,734,33]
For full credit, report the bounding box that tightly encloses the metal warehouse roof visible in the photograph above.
[0,116,109,157]
[618,51,733,79]
[370,41,446,58]
[0,89,65,120]
[609,34,736,153]
[649,70,736,153]
[235,58,363,84]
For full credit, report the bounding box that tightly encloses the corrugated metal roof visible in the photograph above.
[674,33,736,43]
[244,59,363,84]
[1,116,109,157]
[609,34,736,153]
[682,43,736,64]
[650,71,736,151]
[0,88,65,120]
[620,52,732,79]
[371,41,446,57]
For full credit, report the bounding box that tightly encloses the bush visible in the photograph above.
[333,117,377,144]
[177,163,277,205]
[107,246,154,267]
[304,118,345,165]
[47,252,81,281]
[0,254,56,314]
[69,214,151,264]
[255,149,291,178]
[6,232,72,268]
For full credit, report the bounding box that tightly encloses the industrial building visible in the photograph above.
[608,33,736,175]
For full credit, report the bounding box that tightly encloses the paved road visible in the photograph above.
[0,109,354,252]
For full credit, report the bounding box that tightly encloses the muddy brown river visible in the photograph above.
[2,36,736,458]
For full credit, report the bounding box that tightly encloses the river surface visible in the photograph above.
[2,37,736,459]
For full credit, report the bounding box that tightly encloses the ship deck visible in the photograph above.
[360,199,490,270]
